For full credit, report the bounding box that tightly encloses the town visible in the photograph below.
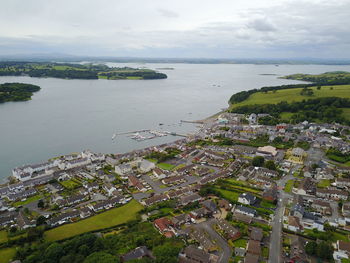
[1,112,350,263]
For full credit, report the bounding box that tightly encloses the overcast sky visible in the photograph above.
[1,0,350,58]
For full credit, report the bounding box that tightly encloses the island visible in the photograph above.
[229,71,350,125]
[0,82,40,103]
[0,62,167,80]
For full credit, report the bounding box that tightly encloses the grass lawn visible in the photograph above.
[146,158,157,163]
[13,194,42,207]
[233,238,247,248]
[230,85,350,109]
[284,180,295,193]
[216,188,240,202]
[157,163,175,170]
[0,247,16,263]
[60,179,81,189]
[262,246,269,258]
[44,199,143,241]
[341,108,350,121]
[317,179,331,188]
[280,112,294,120]
[260,200,277,209]
[0,231,7,244]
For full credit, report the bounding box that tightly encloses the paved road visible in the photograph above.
[268,165,297,263]
[197,219,232,263]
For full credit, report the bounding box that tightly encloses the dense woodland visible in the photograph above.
[0,83,40,103]
[0,62,167,80]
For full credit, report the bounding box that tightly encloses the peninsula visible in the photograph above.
[0,62,167,80]
[0,82,40,103]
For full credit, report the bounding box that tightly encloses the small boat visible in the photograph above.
[112,134,117,140]
[159,123,164,126]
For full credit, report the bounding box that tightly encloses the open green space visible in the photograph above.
[317,179,331,188]
[157,162,175,170]
[284,180,295,193]
[230,85,350,109]
[12,194,43,207]
[44,199,143,241]
[0,247,16,263]
[60,179,81,189]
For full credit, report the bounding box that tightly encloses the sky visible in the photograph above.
[0,0,350,58]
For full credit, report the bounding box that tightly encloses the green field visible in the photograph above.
[157,163,175,170]
[216,188,240,202]
[284,180,295,193]
[0,247,16,263]
[231,85,350,109]
[44,199,143,241]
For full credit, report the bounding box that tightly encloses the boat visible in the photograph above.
[112,133,117,140]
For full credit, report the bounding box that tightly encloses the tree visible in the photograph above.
[316,241,333,259]
[252,156,264,167]
[264,160,276,170]
[226,212,233,221]
[36,215,46,226]
[37,199,44,209]
[83,252,119,263]
[305,241,317,255]
[44,243,63,263]
[317,86,321,90]
[153,244,182,263]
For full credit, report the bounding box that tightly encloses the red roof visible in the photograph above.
[154,217,172,232]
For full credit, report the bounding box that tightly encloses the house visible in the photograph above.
[244,253,259,263]
[295,178,315,195]
[103,183,119,196]
[247,240,261,256]
[235,205,257,217]
[291,147,307,162]
[121,246,154,262]
[190,228,217,252]
[115,163,132,176]
[201,200,217,214]
[218,199,231,211]
[311,200,332,215]
[80,207,92,218]
[235,247,246,257]
[190,207,212,220]
[342,203,350,217]
[153,167,166,179]
[179,245,212,263]
[16,212,35,229]
[128,176,146,192]
[286,216,302,232]
[337,240,350,256]
[336,178,350,188]
[216,219,241,240]
[172,214,191,227]
[257,145,277,157]
[250,227,263,241]
[162,175,186,185]
[238,193,256,205]
[65,194,85,206]
[316,188,348,200]
[138,159,155,173]
[179,193,202,206]
[262,187,277,203]
[154,217,175,237]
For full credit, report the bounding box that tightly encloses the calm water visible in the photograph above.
[1,63,350,180]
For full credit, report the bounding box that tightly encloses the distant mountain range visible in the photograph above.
[1,53,350,65]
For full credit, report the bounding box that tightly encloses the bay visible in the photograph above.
[0,63,349,181]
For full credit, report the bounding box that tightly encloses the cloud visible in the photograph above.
[157,8,179,18]
[0,0,349,58]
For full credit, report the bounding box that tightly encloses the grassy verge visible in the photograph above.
[44,199,143,241]
[284,180,295,193]
[13,194,42,207]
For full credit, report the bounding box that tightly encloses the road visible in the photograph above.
[197,219,232,263]
[268,164,297,263]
